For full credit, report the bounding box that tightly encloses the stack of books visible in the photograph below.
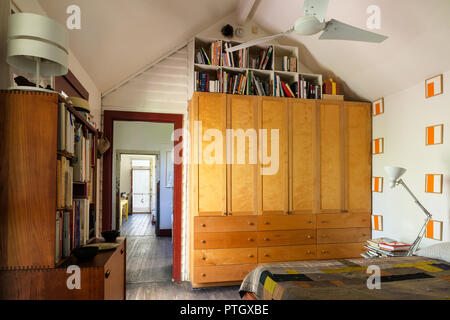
[281,56,297,72]
[362,238,411,258]
[223,71,247,95]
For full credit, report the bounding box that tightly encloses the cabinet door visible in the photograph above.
[259,98,288,215]
[289,100,316,214]
[319,101,343,211]
[228,96,258,215]
[197,94,227,216]
[345,102,372,213]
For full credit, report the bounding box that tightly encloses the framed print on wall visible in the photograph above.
[372,215,383,231]
[426,124,444,145]
[372,138,384,154]
[372,98,384,116]
[425,74,443,98]
[425,174,443,194]
[426,220,443,241]
[372,177,383,193]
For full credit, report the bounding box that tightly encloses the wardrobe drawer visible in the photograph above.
[257,230,316,246]
[194,248,257,266]
[194,232,257,249]
[257,214,316,231]
[317,213,370,229]
[258,245,316,263]
[104,241,125,300]
[194,264,256,284]
[317,228,371,244]
[316,243,366,260]
[194,216,257,233]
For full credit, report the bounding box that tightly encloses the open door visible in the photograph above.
[131,168,151,213]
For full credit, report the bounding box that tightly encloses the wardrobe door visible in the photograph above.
[228,96,259,216]
[345,102,372,213]
[196,94,227,216]
[319,101,343,212]
[289,99,317,214]
[259,97,288,215]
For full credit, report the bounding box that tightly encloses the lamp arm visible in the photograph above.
[396,179,432,255]
[397,179,432,218]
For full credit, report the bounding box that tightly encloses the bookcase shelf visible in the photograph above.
[190,36,323,99]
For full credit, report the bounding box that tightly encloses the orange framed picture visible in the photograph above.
[425,74,443,98]
[372,177,383,193]
[372,138,384,154]
[426,220,443,241]
[372,215,383,231]
[425,174,443,194]
[372,98,384,116]
[426,124,443,145]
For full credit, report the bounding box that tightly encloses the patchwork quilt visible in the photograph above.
[239,256,450,300]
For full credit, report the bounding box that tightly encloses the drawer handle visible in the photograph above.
[264,254,270,257]
[121,248,124,254]
[321,220,327,224]
[202,273,206,277]
[306,235,312,239]
[306,250,312,254]
[248,254,254,258]
[201,240,206,244]
[105,269,111,279]
[248,238,254,242]
[248,222,254,226]
[362,219,367,222]
[201,224,206,227]
[321,250,328,254]
[264,238,270,241]
[264,222,270,225]
[362,234,367,237]
[222,212,227,216]
[228,212,233,216]
[202,257,207,260]
[308,221,313,224]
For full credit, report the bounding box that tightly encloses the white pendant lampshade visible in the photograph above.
[7,13,69,90]
[384,166,406,187]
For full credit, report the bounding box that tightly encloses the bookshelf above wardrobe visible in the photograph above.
[189,36,323,99]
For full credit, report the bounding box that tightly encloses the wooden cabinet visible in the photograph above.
[289,99,317,214]
[260,98,289,215]
[228,95,259,216]
[196,93,227,216]
[189,93,372,287]
[0,238,126,300]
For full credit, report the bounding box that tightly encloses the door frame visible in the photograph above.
[115,151,159,227]
[103,110,183,282]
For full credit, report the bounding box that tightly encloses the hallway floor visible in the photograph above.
[122,214,241,300]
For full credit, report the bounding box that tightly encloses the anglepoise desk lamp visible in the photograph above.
[384,166,432,256]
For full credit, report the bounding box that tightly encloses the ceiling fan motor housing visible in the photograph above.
[294,15,326,35]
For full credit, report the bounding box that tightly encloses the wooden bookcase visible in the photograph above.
[189,36,323,98]
[0,90,99,269]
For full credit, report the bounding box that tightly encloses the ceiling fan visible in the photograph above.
[226,0,388,53]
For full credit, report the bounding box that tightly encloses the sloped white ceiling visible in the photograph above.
[38,0,238,93]
[38,0,450,101]
[252,0,450,101]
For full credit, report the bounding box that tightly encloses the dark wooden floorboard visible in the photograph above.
[122,214,241,300]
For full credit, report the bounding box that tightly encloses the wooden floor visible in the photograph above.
[122,214,241,300]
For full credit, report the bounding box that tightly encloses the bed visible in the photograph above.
[239,256,450,300]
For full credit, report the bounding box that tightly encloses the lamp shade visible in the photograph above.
[7,13,68,77]
[384,166,406,187]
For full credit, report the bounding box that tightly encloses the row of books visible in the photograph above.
[362,237,411,258]
[274,74,297,98]
[300,76,322,99]
[74,126,94,182]
[250,46,273,70]
[57,103,75,154]
[248,70,271,96]
[281,56,297,72]
[195,71,221,93]
[55,199,90,264]
[57,156,73,209]
[223,71,248,95]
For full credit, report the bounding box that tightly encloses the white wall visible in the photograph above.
[113,121,174,231]
[373,71,450,247]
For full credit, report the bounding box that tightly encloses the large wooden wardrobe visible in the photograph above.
[188,92,372,287]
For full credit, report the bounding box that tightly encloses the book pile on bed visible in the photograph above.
[362,237,411,258]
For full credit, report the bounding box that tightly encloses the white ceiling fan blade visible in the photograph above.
[225,30,293,53]
[302,0,329,22]
[319,19,388,43]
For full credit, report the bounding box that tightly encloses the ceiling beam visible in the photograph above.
[236,0,259,25]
